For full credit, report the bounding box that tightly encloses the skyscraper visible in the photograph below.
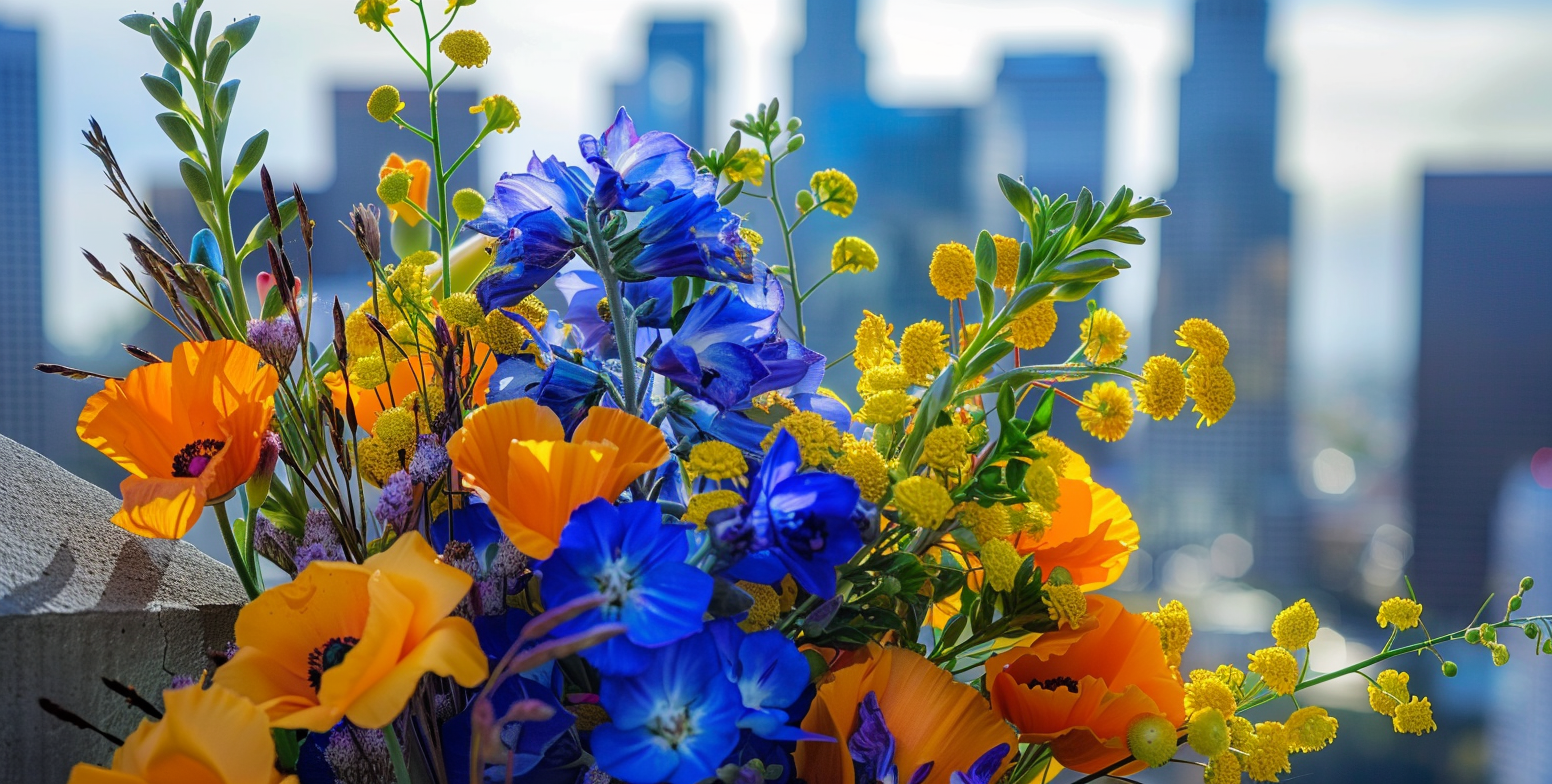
[0,23,45,453]
[1487,462,1552,784]
[613,21,714,151]
[1411,173,1552,620]
[1142,0,1301,584]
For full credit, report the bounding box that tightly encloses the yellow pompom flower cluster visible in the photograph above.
[899,320,949,385]
[1042,583,1089,629]
[1272,599,1320,650]
[479,309,539,357]
[737,582,780,631]
[1184,669,1238,719]
[857,389,915,425]
[957,502,1010,542]
[853,311,897,370]
[929,242,977,301]
[1076,381,1133,442]
[1143,599,1192,668]
[440,292,484,328]
[762,411,842,468]
[1188,361,1237,428]
[1247,646,1300,695]
[980,537,1022,592]
[1367,668,1410,716]
[1008,299,1058,350]
[920,424,970,473]
[832,237,879,274]
[1187,707,1229,757]
[724,148,769,186]
[857,363,908,396]
[1178,317,1230,363]
[683,489,746,528]
[991,234,1020,291]
[809,169,858,217]
[1285,706,1339,752]
[367,84,404,122]
[1079,307,1129,364]
[739,227,764,255]
[452,188,486,221]
[835,436,890,504]
[355,0,399,31]
[687,441,748,483]
[440,29,491,68]
[1376,596,1423,631]
[1392,696,1437,735]
[892,476,953,528]
[1135,355,1187,421]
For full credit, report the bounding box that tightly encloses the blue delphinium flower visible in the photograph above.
[538,499,711,676]
[580,107,699,213]
[626,185,756,282]
[649,285,776,410]
[466,154,590,308]
[427,497,505,557]
[554,268,674,360]
[485,354,605,434]
[705,620,827,743]
[950,744,1012,784]
[593,632,744,784]
[711,430,869,597]
[442,673,583,784]
[850,692,928,784]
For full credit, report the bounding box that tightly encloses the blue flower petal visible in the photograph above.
[592,723,680,784]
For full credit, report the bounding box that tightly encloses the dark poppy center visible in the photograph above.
[1039,676,1080,693]
[307,636,360,692]
[172,438,225,477]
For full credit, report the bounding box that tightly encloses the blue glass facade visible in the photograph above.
[1412,173,1552,620]
[613,21,713,151]
[0,23,45,453]
[1142,0,1302,584]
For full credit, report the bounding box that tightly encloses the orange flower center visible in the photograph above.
[172,439,225,478]
[307,636,359,692]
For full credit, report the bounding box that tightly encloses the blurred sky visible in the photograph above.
[8,0,1552,411]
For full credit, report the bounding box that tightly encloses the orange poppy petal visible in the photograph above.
[500,439,618,559]
[114,476,207,539]
[66,764,144,784]
[347,616,487,729]
[362,531,474,641]
[149,686,277,784]
[572,406,670,498]
[78,363,182,479]
[316,571,418,731]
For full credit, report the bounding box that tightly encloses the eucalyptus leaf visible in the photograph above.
[231,129,268,186]
[120,13,157,34]
[140,73,184,111]
[236,195,296,261]
[219,15,260,54]
[149,24,184,68]
[154,112,198,153]
[178,157,212,204]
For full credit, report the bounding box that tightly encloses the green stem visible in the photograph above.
[763,141,804,343]
[214,502,261,600]
[587,204,639,414]
[384,723,413,784]
[417,2,453,300]
[797,269,838,304]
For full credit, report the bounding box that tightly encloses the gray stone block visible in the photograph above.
[0,434,247,782]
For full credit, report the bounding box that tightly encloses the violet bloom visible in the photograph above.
[579,107,699,213]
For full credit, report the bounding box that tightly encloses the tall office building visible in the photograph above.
[613,21,714,151]
[0,23,45,453]
[786,0,972,370]
[1411,173,1552,620]
[1142,0,1301,584]
[1487,463,1552,783]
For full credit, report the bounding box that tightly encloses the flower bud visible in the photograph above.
[367,84,403,122]
[1542,639,1552,655]
[1126,714,1177,768]
[439,29,491,69]
[377,170,413,205]
[1523,576,1536,592]
[244,431,282,512]
[1480,623,1498,643]
[1441,660,1458,677]
[1466,628,1481,644]
[1527,624,1541,639]
[1509,595,1523,612]
[452,187,486,221]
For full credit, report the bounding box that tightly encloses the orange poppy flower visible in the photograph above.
[446,398,670,559]
[1012,452,1138,591]
[77,340,278,539]
[67,683,297,784]
[988,594,1185,775]
[214,531,487,732]
[797,645,1017,784]
[379,153,431,226]
[324,345,495,434]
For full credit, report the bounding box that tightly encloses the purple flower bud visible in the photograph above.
[255,431,281,478]
[253,512,299,574]
[302,508,340,548]
[324,725,391,782]
[376,470,415,529]
[294,542,346,572]
[245,317,300,369]
[408,434,449,485]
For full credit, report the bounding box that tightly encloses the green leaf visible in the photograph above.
[231,129,268,186]
[1051,280,1099,302]
[998,173,1036,224]
[214,79,240,122]
[194,10,212,56]
[1007,282,1056,316]
[1101,225,1146,245]
[219,15,260,54]
[1046,257,1120,282]
[149,24,184,68]
[160,63,182,94]
[1030,387,1056,434]
[722,129,741,161]
[975,278,994,325]
[973,229,997,283]
[718,179,743,206]
[140,73,184,111]
[1072,186,1094,232]
[236,195,296,262]
[154,112,198,153]
[179,157,212,204]
[120,13,157,34]
[261,285,286,319]
[205,40,231,84]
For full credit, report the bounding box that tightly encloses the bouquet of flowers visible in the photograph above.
[44,2,1552,783]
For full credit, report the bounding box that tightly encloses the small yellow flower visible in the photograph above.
[1285,706,1338,752]
[452,188,486,221]
[857,390,915,425]
[1184,670,1237,718]
[980,537,1021,592]
[1177,317,1230,363]
[1205,751,1242,784]
[439,292,484,329]
[1247,647,1299,695]
[687,440,747,482]
[1079,307,1129,364]
[1187,707,1230,757]
[893,475,953,528]
[471,94,520,134]
[991,234,1020,291]
[367,84,404,122]
[857,363,909,396]
[1025,462,1061,512]
[1367,669,1410,717]
[1043,583,1089,629]
[373,406,419,452]
[440,29,491,68]
[1009,505,1051,539]
[1008,299,1058,350]
[1126,714,1177,768]
[1392,696,1436,735]
[832,236,879,274]
[1215,664,1247,690]
[899,320,949,385]
[957,502,1011,542]
[739,227,764,255]
[1245,721,1292,782]
[724,147,769,186]
[1272,598,1320,650]
[480,309,537,356]
[445,0,477,10]
[1143,599,1192,668]
[762,411,842,468]
[683,489,746,528]
[350,353,388,389]
[737,581,780,632]
[1490,642,1510,666]
[1188,361,1237,427]
[355,0,399,31]
[853,310,897,370]
[1376,597,1423,631]
[1031,432,1071,476]
[1077,381,1134,442]
[377,170,413,206]
[929,242,977,301]
[1135,355,1187,421]
[512,294,548,331]
[356,436,405,487]
[1228,715,1256,750]
[809,169,857,217]
[921,424,970,473]
[835,438,890,503]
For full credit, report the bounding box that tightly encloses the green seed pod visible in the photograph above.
[1466,628,1481,644]
[1510,595,1523,612]
[1522,576,1535,592]
[1526,624,1541,639]
[1480,623,1498,644]
[1441,661,1458,677]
